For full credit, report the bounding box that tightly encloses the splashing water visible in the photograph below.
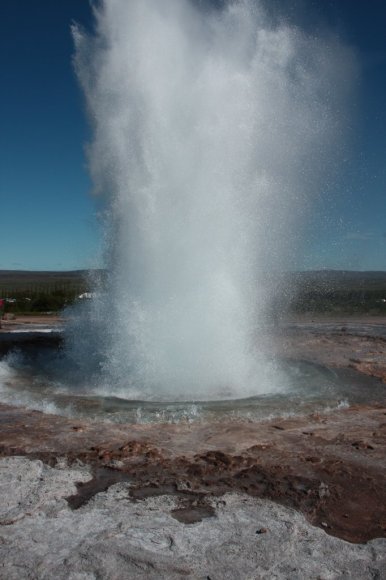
[65,0,355,401]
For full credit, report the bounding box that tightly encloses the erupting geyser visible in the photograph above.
[66,0,354,401]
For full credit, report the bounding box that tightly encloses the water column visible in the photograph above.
[70,0,354,400]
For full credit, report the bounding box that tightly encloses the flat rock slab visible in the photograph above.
[0,457,90,525]
[0,457,385,580]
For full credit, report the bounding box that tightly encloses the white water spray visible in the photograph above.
[68,0,355,400]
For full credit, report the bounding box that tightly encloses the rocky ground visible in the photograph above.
[273,317,386,384]
[0,316,386,578]
[1,456,385,579]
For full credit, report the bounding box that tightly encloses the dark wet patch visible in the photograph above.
[129,483,179,500]
[171,503,216,524]
[66,467,131,509]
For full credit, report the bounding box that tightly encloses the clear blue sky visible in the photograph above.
[1,0,385,271]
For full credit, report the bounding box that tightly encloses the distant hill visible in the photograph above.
[1,268,385,287]
[289,270,386,291]
[1,269,386,314]
[0,269,93,284]
[0,270,100,313]
[282,270,386,314]
[0,270,104,292]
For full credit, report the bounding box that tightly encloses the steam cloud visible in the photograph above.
[69,0,356,400]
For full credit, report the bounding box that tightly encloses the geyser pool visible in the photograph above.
[1,341,379,423]
[70,1,353,400]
